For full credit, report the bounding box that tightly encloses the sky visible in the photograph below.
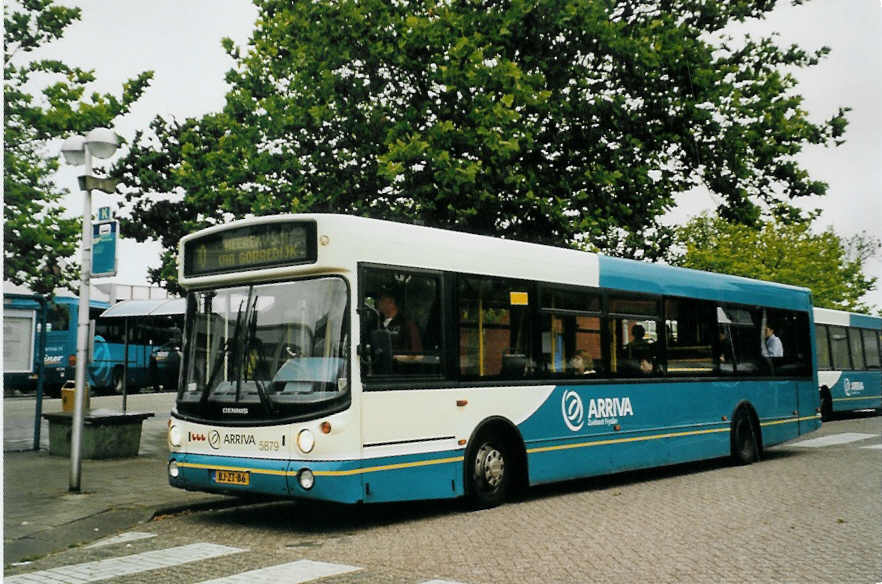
[24,0,882,309]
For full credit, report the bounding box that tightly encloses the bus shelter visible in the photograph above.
[99,297,185,410]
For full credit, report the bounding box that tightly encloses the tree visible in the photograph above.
[114,0,847,289]
[673,214,880,313]
[3,0,152,295]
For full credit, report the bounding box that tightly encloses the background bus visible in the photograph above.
[3,294,109,395]
[97,298,185,393]
[814,307,882,419]
[167,214,821,507]
[3,291,183,395]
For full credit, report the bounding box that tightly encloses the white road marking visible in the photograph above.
[85,531,157,548]
[196,559,361,583]
[4,543,244,584]
[792,433,876,448]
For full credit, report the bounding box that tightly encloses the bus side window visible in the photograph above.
[360,267,442,378]
[829,326,851,370]
[862,329,881,369]
[47,303,70,332]
[457,276,533,379]
[665,298,715,376]
[848,328,866,370]
[766,309,811,377]
[538,287,602,378]
[716,305,763,376]
[608,295,660,377]
[815,324,831,370]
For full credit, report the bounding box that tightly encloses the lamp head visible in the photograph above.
[84,128,120,159]
[60,135,86,165]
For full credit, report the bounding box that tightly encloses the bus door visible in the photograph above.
[763,309,812,434]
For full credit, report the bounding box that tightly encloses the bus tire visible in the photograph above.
[819,387,833,421]
[112,367,124,395]
[731,407,760,465]
[467,431,511,508]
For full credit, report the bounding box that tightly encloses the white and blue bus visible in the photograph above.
[4,295,110,394]
[2,294,182,395]
[814,307,882,419]
[167,215,821,506]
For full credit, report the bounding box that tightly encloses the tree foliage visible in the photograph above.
[115,0,847,289]
[673,214,880,313]
[3,0,153,295]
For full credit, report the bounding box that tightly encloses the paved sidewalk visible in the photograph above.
[3,394,237,566]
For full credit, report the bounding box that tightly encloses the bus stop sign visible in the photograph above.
[92,220,118,277]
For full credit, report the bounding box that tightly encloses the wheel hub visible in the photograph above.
[475,444,505,490]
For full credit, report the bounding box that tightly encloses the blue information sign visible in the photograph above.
[92,220,117,277]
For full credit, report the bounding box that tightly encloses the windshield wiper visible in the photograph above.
[243,294,275,416]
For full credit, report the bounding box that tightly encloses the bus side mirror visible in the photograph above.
[357,304,379,335]
[357,304,392,373]
[369,329,393,374]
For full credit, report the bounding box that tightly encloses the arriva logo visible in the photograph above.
[843,378,864,397]
[588,397,634,420]
[562,391,635,432]
[562,390,584,431]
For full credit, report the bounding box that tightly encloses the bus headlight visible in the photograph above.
[298,468,315,490]
[168,460,180,478]
[168,425,182,447]
[297,429,315,454]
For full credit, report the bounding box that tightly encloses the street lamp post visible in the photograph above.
[60,128,120,492]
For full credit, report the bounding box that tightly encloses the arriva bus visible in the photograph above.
[167,215,821,506]
[3,295,109,394]
[2,294,181,395]
[814,307,882,419]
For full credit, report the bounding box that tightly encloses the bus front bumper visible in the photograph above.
[167,453,364,504]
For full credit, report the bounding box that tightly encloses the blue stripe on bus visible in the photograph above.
[827,370,882,412]
[848,313,882,330]
[597,256,811,310]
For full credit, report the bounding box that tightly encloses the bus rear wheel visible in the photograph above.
[731,409,760,465]
[468,434,510,508]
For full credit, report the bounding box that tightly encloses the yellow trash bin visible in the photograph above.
[61,381,90,412]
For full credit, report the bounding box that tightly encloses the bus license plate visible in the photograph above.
[214,470,249,486]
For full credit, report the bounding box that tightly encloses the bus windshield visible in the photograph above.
[176,277,350,422]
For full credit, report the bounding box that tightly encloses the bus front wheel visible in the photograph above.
[468,434,510,508]
[731,409,760,465]
[820,388,833,421]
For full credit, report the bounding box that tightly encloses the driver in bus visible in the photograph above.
[378,290,423,354]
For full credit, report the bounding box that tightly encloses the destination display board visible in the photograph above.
[183,221,317,277]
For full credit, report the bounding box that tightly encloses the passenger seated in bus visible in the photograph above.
[378,291,423,354]
[569,349,594,375]
[623,324,654,375]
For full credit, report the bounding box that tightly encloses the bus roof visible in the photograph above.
[814,307,882,330]
[179,214,812,311]
[100,298,185,319]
